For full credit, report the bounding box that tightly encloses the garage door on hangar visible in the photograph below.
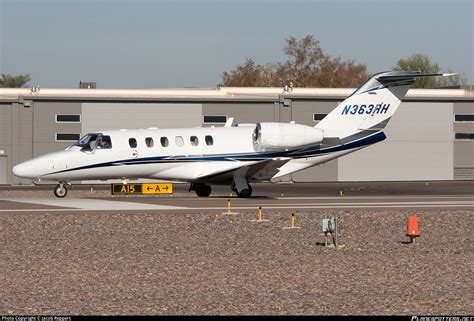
[0,156,8,185]
[81,103,203,133]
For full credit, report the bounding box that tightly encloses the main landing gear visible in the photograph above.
[190,183,212,197]
[190,181,253,198]
[54,182,68,198]
[232,176,253,198]
[233,184,252,198]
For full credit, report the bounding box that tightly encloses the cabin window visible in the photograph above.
[129,138,137,148]
[56,114,81,123]
[161,137,169,147]
[313,113,327,121]
[455,133,474,140]
[56,133,81,141]
[145,137,154,148]
[175,136,184,147]
[203,115,227,124]
[190,136,199,146]
[205,135,214,146]
[455,115,474,122]
[96,135,112,149]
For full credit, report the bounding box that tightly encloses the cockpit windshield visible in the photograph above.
[72,133,100,152]
[70,133,113,152]
[68,133,113,152]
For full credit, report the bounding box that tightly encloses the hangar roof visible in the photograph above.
[0,86,473,103]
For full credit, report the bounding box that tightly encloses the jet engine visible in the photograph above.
[253,122,324,151]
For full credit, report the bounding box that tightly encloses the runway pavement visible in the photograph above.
[0,181,472,212]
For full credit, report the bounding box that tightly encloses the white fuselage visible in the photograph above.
[11,70,449,197]
[12,125,375,184]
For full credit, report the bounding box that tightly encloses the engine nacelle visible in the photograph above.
[253,122,324,151]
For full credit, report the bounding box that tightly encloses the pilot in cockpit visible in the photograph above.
[97,136,111,149]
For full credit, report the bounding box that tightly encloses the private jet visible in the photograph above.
[12,71,454,198]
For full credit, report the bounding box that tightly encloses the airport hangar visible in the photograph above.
[0,85,473,186]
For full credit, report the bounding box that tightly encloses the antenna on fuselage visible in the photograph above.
[224,117,234,127]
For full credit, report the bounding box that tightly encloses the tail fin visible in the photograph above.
[315,71,453,139]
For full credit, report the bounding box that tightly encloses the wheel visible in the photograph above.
[236,185,252,198]
[54,184,68,198]
[195,184,212,197]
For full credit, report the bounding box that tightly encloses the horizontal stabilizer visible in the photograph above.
[377,72,443,81]
[376,72,458,82]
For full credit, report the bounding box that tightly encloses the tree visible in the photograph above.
[0,74,31,88]
[393,53,466,88]
[222,58,278,87]
[221,35,370,88]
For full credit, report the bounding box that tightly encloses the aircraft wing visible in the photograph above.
[245,158,291,180]
[196,158,291,184]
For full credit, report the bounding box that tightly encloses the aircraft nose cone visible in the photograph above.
[12,163,27,178]
[12,161,37,178]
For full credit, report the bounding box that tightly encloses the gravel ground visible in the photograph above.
[0,207,472,315]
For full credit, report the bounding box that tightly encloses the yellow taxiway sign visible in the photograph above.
[142,183,173,194]
[111,183,173,195]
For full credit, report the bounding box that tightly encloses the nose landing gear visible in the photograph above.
[54,182,68,198]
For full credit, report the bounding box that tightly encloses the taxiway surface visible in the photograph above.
[0,181,472,212]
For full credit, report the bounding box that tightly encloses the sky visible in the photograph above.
[0,0,472,88]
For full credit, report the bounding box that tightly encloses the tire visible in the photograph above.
[54,184,68,198]
[236,185,252,198]
[195,184,212,197]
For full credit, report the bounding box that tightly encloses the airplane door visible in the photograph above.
[127,138,138,158]
[190,135,204,176]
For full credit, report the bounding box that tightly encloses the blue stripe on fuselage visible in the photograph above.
[47,131,386,176]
